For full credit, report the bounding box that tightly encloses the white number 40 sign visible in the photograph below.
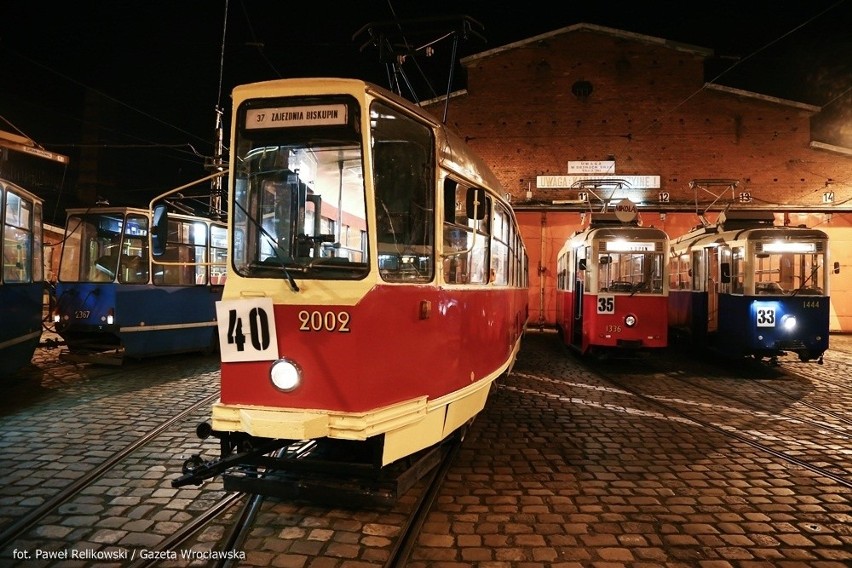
[216,298,280,362]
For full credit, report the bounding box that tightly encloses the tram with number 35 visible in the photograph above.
[556,208,669,356]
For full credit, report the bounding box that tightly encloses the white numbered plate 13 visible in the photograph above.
[216,298,280,362]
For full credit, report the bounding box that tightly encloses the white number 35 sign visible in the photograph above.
[216,298,280,362]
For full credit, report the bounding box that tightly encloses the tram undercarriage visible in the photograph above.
[171,424,457,507]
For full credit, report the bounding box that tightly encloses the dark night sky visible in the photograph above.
[1,0,849,216]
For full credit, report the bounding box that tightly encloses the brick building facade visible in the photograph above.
[423,23,852,331]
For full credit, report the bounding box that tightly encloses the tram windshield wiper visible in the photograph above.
[233,200,300,292]
[629,281,647,296]
[790,264,820,297]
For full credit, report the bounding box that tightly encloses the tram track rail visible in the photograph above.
[383,436,460,568]
[124,433,462,568]
[0,390,220,550]
[661,371,852,436]
[580,356,852,489]
[743,372,852,430]
[124,492,246,568]
[653,351,852,434]
[779,346,852,392]
[3,331,467,566]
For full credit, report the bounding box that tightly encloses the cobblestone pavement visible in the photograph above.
[0,329,850,567]
[403,331,852,567]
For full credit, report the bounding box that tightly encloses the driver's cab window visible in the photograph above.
[372,102,435,282]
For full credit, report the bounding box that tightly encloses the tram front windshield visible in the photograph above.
[232,96,368,280]
[751,243,826,295]
[58,212,149,284]
[597,250,665,293]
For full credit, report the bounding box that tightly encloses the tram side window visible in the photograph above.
[691,251,703,290]
[3,190,33,283]
[668,256,678,289]
[33,201,43,282]
[731,247,744,293]
[648,254,665,293]
[490,204,510,285]
[153,219,204,286]
[372,102,435,283]
[575,247,587,291]
[556,253,568,290]
[118,214,149,284]
[442,179,490,284]
[670,254,689,290]
[210,225,227,285]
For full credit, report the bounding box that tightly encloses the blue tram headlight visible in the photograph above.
[780,314,797,331]
[624,314,637,327]
[270,358,302,392]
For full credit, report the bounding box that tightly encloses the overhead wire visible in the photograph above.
[216,0,230,112]
[382,0,441,102]
[0,113,44,148]
[4,49,211,148]
[237,0,282,78]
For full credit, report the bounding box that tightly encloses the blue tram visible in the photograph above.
[555,211,669,355]
[668,210,834,363]
[53,206,227,363]
[0,180,44,375]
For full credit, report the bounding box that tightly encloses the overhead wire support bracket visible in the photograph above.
[353,15,486,110]
[689,178,740,225]
[570,178,632,212]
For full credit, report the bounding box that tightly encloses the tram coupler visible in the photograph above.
[171,436,292,488]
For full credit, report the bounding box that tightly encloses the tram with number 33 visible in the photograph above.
[668,209,835,364]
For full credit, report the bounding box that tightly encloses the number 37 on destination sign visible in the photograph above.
[216,298,280,362]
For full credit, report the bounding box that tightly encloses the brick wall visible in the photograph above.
[424,27,851,211]
[421,25,852,331]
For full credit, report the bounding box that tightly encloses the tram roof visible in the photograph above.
[231,77,508,207]
[672,210,828,249]
[0,178,43,203]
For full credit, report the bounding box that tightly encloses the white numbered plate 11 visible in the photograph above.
[216,298,280,362]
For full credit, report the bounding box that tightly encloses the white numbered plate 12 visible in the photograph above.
[216,298,280,362]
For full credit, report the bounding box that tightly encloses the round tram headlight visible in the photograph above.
[624,314,637,328]
[781,314,797,331]
[270,358,302,392]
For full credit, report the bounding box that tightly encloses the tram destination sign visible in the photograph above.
[0,138,70,165]
[537,175,661,189]
[246,104,348,129]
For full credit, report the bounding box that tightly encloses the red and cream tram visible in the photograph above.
[169,78,529,499]
[556,209,669,355]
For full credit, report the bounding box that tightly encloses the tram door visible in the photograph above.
[706,247,719,332]
[571,248,585,347]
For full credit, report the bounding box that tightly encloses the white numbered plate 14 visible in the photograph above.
[216,298,280,362]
